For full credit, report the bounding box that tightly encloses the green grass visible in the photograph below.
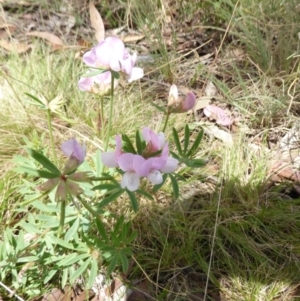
[1,0,300,299]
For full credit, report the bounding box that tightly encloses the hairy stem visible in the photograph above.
[47,109,57,164]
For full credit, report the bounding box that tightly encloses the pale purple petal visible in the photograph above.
[118,154,145,173]
[182,92,196,111]
[121,171,140,191]
[101,152,118,167]
[142,127,151,142]
[127,67,144,83]
[109,57,122,72]
[147,170,163,185]
[203,105,234,126]
[83,49,98,67]
[115,135,122,158]
[150,157,166,170]
[157,133,166,149]
[160,157,178,173]
[78,77,93,92]
[61,138,86,163]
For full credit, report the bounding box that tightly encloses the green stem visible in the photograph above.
[162,112,170,132]
[99,96,105,141]
[104,75,115,152]
[77,195,102,222]
[47,109,57,164]
[57,200,66,237]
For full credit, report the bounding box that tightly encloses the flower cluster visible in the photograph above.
[101,128,178,191]
[37,138,90,201]
[78,37,144,94]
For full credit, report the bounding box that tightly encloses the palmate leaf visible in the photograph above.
[27,148,61,176]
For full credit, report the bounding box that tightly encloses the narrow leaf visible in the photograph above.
[136,189,154,200]
[69,259,90,283]
[126,190,138,212]
[88,258,98,289]
[15,166,59,179]
[135,130,145,155]
[95,219,109,242]
[183,124,190,155]
[107,254,118,276]
[119,253,129,273]
[98,189,124,209]
[122,134,136,154]
[92,183,119,191]
[172,128,182,156]
[27,148,61,175]
[186,128,204,157]
[25,93,45,107]
[150,102,166,113]
[64,218,80,242]
[180,158,207,168]
[169,173,179,199]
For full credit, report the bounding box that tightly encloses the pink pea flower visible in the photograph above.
[142,127,166,156]
[101,135,123,168]
[167,84,196,113]
[61,138,86,174]
[118,153,146,191]
[78,37,143,93]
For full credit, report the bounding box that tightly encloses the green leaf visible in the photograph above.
[180,158,207,168]
[61,268,68,288]
[98,189,124,209]
[150,102,166,113]
[135,130,145,155]
[169,173,179,199]
[186,128,204,157]
[19,221,41,234]
[152,173,168,192]
[15,166,59,179]
[57,253,90,267]
[69,259,90,283]
[107,254,118,276]
[25,93,46,107]
[172,128,182,156]
[17,256,39,263]
[65,218,80,242]
[126,190,138,212]
[136,189,154,200]
[119,253,129,273]
[121,134,136,154]
[43,270,57,284]
[88,258,98,289]
[95,219,109,242]
[183,124,190,155]
[27,148,61,175]
[92,183,119,191]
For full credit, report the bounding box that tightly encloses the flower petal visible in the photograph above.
[169,84,178,101]
[61,138,86,163]
[182,92,196,112]
[101,152,118,167]
[160,157,178,173]
[127,67,144,83]
[147,170,163,185]
[121,171,140,191]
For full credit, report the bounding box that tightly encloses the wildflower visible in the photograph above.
[78,37,143,93]
[37,138,90,201]
[101,135,123,167]
[61,138,86,174]
[167,84,196,113]
[118,153,146,191]
[203,105,234,126]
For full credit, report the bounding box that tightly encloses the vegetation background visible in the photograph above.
[1,0,300,300]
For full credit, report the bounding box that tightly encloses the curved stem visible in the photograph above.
[104,75,115,152]
[162,113,170,132]
[47,109,57,164]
